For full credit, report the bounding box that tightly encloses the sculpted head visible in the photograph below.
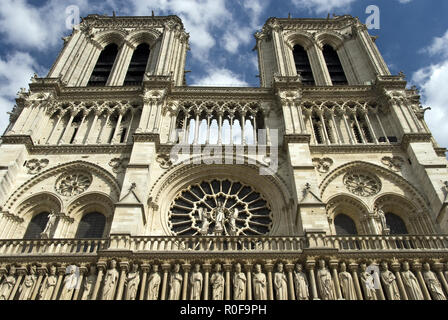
[402,261,410,271]
[152,265,159,273]
[174,264,181,272]
[9,265,16,275]
[50,265,57,275]
[380,261,388,271]
[255,264,262,273]
[318,259,326,269]
[215,264,222,272]
[360,263,367,272]
[235,263,241,273]
[194,264,201,272]
[295,264,303,272]
[340,262,347,272]
[110,259,117,269]
[132,264,139,272]
[423,263,431,272]
[29,265,37,274]
[277,263,284,272]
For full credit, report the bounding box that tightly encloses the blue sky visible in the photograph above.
[0,0,448,148]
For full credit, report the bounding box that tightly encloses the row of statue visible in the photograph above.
[0,259,447,300]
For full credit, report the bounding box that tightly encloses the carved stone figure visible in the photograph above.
[101,260,119,300]
[338,262,357,300]
[210,264,225,300]
[229,208,239,236]
[359,263,377,300]
[316,260,336,300]
[60,265,79,300]
[376,208,388,233]
[168,264,183,300]
[40,211,57,239]
[212,200,227,235]
[422,263,446,300]
[189,264,203,300]
[81,265,97,300]
[380,262,400,300]
[0,265,17,300]
[274,263,288,300]
[233,263,246,300]
[293,264,309,300]
[147,265,161,300]
[252,264,267,300]
[198,207,210,235]
[38,265,57,300]
[124,264,140,300]
[18,265,37,300]
[400,261,424,300]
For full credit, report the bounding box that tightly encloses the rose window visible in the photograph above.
[168,179,272,236]
[343,171,381,197]
[56,172,92,197]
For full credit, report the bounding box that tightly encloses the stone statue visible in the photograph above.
[38,265,57,300]
[101,260,119,300]
[380,262,400,300]
[293,264,309,300]
[18,265,37,300]
[229,208,239,236]
[40,211,58,239]
[189,264,203,300]
[401,261,424,300]
[252,264,267,300]
[233,263,246,300]
[422,263,446,300]
[147,265,161,300]
[338,262,357,300]
[316,260,336,300]
[375,207,388,233]
[168,264,183,300]
[274,263,288,300]
[60,265,79,300]
[124,264,140,300]
[210,264,224,300]
[198,207,210,235]
[0,265,17,300]
[81,265,97,300]
[212,200,227,235]
[359,263,377,300]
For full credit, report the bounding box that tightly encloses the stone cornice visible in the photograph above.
[401,133,433,149]
[83,14,185,30]
[265,15,360,31]
[310,143,401,154]
[284,134,311,144]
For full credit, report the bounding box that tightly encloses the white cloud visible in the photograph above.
[190,68,249,87]
[412,30,448,149]
[0,52,43,133]
[291,0,356,14]
[398,0,412,3]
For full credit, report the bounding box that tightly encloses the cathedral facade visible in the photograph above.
[0,13,447,301]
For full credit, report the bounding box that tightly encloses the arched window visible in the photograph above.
[75,212,106,238]
[124,43,150,86]
[334,214,358,235]
[386,213,408,234]
[88,44,119,86]
[24,212,49,239]
[293,45,315,85]
[322,44,348,85]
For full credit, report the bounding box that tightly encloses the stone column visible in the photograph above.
[115,261,129,300]
[412,262,431,300]
[111,109,125,144]
[72,265,87,301]
[59,110,76,144]
[224,263,232,300]
[160,264,170,300]
[46,111,66,144]
[244,263,253,300]
[91,262,106,300]
[72,111,88,144]
[433,263,448,297]
[9,268,25,300]
[139,264,150,300]
[285,263,295,300]
[391,261,408,300]
[264,263,274,300]
[203,264,211,300]
[349,262,363,300]
[31,266,46,300]
[86,108,102,144]
[330,260,343,299]
[306,260,319,300]
[97,110,112,144]
[52,266,66,300]
[181,264,191,300]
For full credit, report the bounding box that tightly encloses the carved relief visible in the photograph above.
[343,171,381,197]
[381,156,404,172]
[108,157,130,173]
[25,159,49,174]
[312,157,334,173]
[55,172,92,197]
[156,154,173,169]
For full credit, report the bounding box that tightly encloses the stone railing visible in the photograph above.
[1,234,448,257]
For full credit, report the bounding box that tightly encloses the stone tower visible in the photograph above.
[0,14,447,301]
